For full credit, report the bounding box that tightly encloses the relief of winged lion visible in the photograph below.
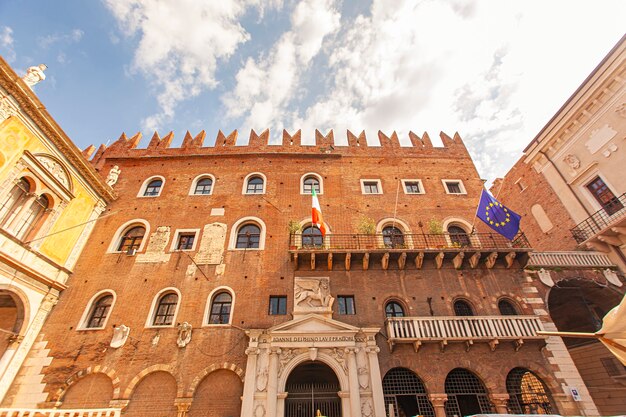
[294,278,334,308]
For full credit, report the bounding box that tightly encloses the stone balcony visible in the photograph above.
[288,232,532,271]
[527,251,615,268]
[571,192,626,250]
[0,409,121,417]
[385,315,545,353]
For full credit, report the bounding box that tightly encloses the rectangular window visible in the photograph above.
[442,179,466,195]
[402,180,423,194]
[176,233,196,250]
[338,295,356,315]
[269,296,287,315]
[361,179,382,194]
[586,176,623,216]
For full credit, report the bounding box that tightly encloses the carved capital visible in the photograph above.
[429,393,448,407]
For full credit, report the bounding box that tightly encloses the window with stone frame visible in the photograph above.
[143,179,163,196]
[86,294,113,328]
[246,176,264,194]
[153,293,178,326]
[117,225,146,252]
[176,233,196,250]
[194,177,213,195]
[338,295,356,315]
[269,296,287,315]
[208,292,232,324]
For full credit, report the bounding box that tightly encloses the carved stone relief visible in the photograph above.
[136,226,171,263]
[294,277,334,317]
[0,95,16,122]
[194,222,227,265]
[361,399,374,417]
[615,102,626,118]
[106,165,121,186]
[256,349,269,392]
[254,403,266,417]
[110,325,130,348]
[322,347,347,374]
[177,322,192,347]
[586,124,617,154]
[278,348,303,376]
[35,155,70,188]
[356,348,369,389]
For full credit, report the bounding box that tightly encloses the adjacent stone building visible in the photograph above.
[0,57,114,406]
[492,35,626,415]
[3,126,610,417]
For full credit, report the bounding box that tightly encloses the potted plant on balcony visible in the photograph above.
[357,216,377,249]
[428,218,446,248]
[287,220,301,250]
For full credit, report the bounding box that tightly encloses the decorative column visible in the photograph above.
[241,346,259,417]
[0,292,57,403]
[30,201,67,251]
[366,346,386,417]
[5,193,37,232]
[175,398,192,417]
[347,348,361,416]
[429,393,448,417]
[490,393,510,414]
[266,348,279,417]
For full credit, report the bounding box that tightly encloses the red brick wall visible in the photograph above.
[491,159,579,251]
[60,373,113,409]
[188,369,243,417]
[124,371,177,417]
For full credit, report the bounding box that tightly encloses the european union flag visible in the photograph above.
[476,190,521,240]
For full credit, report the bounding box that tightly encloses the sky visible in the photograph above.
[0,0,624,183]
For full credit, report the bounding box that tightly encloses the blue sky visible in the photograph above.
[1,0,624,182]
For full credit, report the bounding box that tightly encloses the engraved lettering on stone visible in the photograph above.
[256,349,269,392]
[136,226,171,263]
[194,222,226,265]
[106,165,121,186]
[177,322,192,348]
[35,155,70,188]
[295,277,334,308]
[110,325,130,348]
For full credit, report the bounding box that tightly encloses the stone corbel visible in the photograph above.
[490,393,510,414]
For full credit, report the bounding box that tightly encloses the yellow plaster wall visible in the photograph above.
[0,116,98,265]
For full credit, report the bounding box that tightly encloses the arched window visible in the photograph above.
[506,368,554,414]
[143,179,163,196]
[236,224,261,248]
[385,301,405,318]
[382,226,404,248]
[208,292,232,324]
[498,299,519,316]
[302,226,323,247]
[117,226,146,252]
[194,177,213,195]
[302,175,321,194]
[453,299,474,316]
[448,225,470,247]
[246,176,264,194]
[0,177,30,226]
[445,368,493,416]
[14,194,49,239]
[153,293,178,326]
[86,294,114,329]
[383,368,435,417]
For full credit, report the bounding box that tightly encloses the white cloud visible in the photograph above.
[0,26,16,63]
[38,29,84,48]
[104,0,281,131]
[222,0,341,134]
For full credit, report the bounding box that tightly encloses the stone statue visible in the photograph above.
[177,322,192,347]
[110,325,130,348]
[106,165,121,186]
[295,278,334,308]
[22,64,47,88]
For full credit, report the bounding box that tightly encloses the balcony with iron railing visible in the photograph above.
[571,192,626,244]
[288,232,532,271]
[385,315,545,353]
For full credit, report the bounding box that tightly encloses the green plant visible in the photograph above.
[428,218,443,234]
[357,216,376,234]
[287,220,301,234]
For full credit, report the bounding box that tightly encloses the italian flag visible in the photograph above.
[312,189,327,237]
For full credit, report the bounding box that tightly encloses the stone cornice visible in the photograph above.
[0,57,116,203]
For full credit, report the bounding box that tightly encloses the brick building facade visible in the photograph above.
[3,128,609,417]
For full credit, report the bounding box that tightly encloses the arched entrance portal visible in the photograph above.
[285,361,342,417]
[0,291,25,357]
[444,368,493,417]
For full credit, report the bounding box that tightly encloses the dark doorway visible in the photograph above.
[455,394,481,416]
[285,361,341,417]
[383,367,435,417]
[444,368,493,417]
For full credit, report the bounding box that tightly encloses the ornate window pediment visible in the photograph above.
[34,154,72,190]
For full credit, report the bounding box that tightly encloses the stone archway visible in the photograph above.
[285,361,342,417]
[0,291,25,358]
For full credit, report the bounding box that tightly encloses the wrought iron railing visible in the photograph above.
[386,315,544,342]
[571,192,626,243]
[0,409,121,417]
[528,251,614,268]
[289,232,530,251]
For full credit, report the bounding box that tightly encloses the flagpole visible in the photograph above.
[470,180,487,233]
